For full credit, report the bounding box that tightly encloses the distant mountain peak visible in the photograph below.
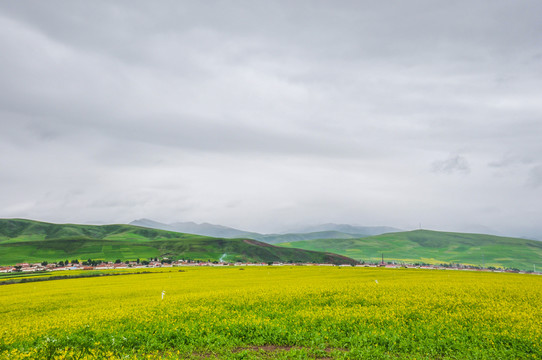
[285,223,401,236]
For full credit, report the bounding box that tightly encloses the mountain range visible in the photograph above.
[1,218,540,271]
[129,218,399,243]
[0,219,357,266]
[129,219,541,271]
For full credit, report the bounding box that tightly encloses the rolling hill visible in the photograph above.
[278,229,542,271]
[0,219,357,265]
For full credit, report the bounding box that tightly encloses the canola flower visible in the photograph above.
[0,267,541,359]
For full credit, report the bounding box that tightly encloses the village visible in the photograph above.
[0,258,533,274]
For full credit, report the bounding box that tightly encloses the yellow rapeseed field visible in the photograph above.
[1,266,541,359]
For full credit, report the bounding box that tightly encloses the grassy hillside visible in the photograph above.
[0,219,357,265]
[279,229,542,271]
[0,218,196,243]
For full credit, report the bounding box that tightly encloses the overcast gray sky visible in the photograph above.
[1,1,541,237]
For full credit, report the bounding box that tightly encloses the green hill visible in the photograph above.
[0,219,357,265]
[279,229,542,271]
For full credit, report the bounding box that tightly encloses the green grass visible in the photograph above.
[279,229,542,271]
[0,219,357,265]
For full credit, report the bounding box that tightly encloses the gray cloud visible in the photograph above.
[1,1,542,236]
[431,155,470,174]
[527,166,542,188]
[488,153,534,168]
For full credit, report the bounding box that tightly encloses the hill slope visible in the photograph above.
[0,219,357,265]
[279,229,542,271]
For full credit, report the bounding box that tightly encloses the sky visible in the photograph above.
[1,1,541,237]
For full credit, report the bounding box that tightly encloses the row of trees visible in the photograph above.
[41,260,80,267]
[37,258,170,267]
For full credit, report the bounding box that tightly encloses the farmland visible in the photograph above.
[1,267,541,359]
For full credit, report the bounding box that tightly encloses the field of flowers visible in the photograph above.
[1,266,541,359]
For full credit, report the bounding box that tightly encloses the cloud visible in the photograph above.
[488,153,534,168]
[527,166,542,188]
[431,155,470,174]
[0,1,542,236]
